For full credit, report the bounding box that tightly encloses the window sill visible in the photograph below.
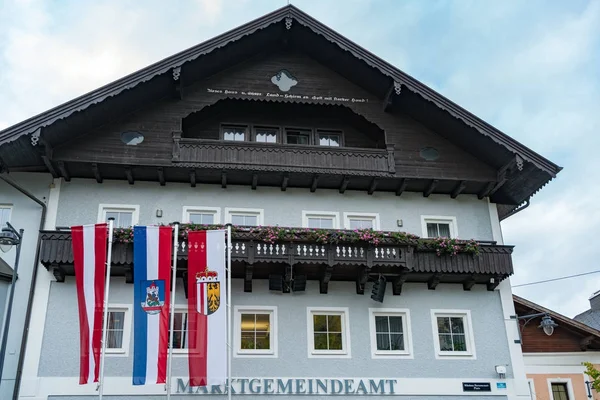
[309,350,350,359]
[435,351,475,360]
[234,350,277,359]
[371,351,413,359]
[104,349,128,357]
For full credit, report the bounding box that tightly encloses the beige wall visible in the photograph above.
[527,373,592,400]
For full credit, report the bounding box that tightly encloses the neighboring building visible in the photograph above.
[0,5,561,400]
[0,175,52,400]
[575,291,600,331]
[514,295,600,400]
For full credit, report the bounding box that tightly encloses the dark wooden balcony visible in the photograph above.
[172,134,396,177]
[39,230,513,294]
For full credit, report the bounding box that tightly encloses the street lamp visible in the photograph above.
[513,312,559,344]
[0,222,24,387]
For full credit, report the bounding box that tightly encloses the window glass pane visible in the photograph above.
[255,332,270,350]
[438,334,453,351]
[314,333,328,350]
[349,218,374,229]
[241,332,255,349]
[390,333,404,350]
[308,217,334,229]
[241,314,255,331]
[551,383,569,400]
[450,317,465,334]
[231,214,258,226]
[437,317,450,333]
[243,215,258,226]
[107,311,125,349]
[286,131,310,145]
[328,332,343,350]
[376,333,390,350]
[256,128,278,143]
[223,126,246,141]
[171,312,188,349]
[313,315,327,332]
[327,315,342,332]
[231,215,245,225]
[452,334,467,351]
[388,316,403,333]
[319,134,340,147]
[375,316,389,333]
[437,223,451,238]
[255,313,270,331]
[189,213,214,225]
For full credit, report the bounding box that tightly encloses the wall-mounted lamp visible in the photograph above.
[511,312,559,344]
[156,209,163,218]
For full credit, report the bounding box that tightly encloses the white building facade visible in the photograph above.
[0,5,561,400]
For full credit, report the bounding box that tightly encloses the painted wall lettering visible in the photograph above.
[175,378,398,395]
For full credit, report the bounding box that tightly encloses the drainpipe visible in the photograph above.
[0,174,47,400]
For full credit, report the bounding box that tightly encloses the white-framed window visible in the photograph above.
[306,307,351,358]
[547,379,574,400]
[225,208,264,226]
[169,308,188,354]
[343,212,380,230]
[0,205,12,228]
[421,216,458,238]
[234,306,277,358]
[98,204,140,228]
[302,211,340,229]
[104,304,132,356]
[431,309,476,359]
[368,308,413,359]
[182,207,220,225]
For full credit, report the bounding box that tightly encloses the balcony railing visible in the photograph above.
[172,134,396,177]
[39,230,514,291]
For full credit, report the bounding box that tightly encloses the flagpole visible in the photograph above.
[226,224,232,400]
[98,218,115,400]
[166,223,180,400]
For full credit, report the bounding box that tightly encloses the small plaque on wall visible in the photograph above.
[462,382,492,392]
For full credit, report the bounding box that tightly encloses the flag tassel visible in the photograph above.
[97,218,115,399]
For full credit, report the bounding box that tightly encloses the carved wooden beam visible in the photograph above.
[339,176,350,194]
[310,175,319,193]
[428,273,442,290]
[368,178,378,195]
[392,270,409,295]
[281,174,289,191]
[251,174,258,190]
[57,161,70,182]
[189,169,196,187]
[451,180,466,199]
[125,166,134,185]
[37,138,59,178]
[487,276,502,291]
[157,167,166,186]
[244,263,253,293]
[319,264,334,294]
[221,171,227,188]
[91,163,103,183]
[125,267,133,284]
[52,265,65,282]
[356,267,369,295]
[283,265,292,294]
[383,83,394,112]
[462,276,476,291]
[172,67,183,99]
[396,178,407,196]
[478,181,495,199]
[423,179,438,197]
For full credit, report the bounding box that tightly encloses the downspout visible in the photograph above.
[0,174,47,400]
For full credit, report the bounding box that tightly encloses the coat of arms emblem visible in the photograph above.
[140,280,165,315]
[196,268,220,315]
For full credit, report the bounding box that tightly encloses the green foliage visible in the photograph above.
[112,224,481,257]
[583,362,600,392]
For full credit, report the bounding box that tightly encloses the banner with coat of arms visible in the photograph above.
[187,230,227,387]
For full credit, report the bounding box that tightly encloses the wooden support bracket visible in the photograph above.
[91,163,103,183]
[244,263,253,293]
[319,264,334,294]
[339,176,350,194]
[451,181,466,199]
[396,178,407,196]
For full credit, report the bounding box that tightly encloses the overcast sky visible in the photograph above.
[0,0,598,317]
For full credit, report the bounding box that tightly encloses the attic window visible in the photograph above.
[120,131,144,146]
[420,147,439,161]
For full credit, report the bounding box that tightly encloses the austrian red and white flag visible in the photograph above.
[187,230,227,387]
[71,223,108,385]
